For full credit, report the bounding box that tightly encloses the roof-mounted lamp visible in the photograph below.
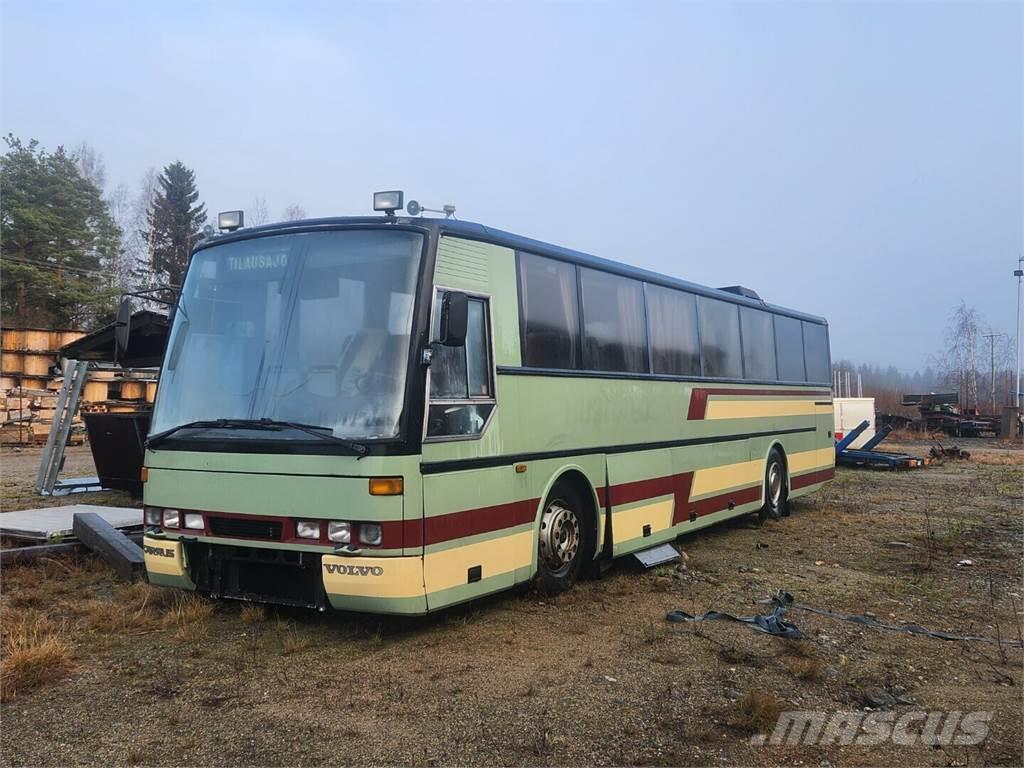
[373,190,404,217]
[218,210,244,232]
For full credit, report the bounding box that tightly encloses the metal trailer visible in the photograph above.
[835,420,925,470]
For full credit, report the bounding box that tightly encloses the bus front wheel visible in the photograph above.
[536,481,592,594]
[758,449,788,521]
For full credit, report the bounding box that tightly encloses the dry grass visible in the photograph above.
[783,656,824,682]
[972,450,1024,466]
[0,444,1020,766]
[240,604,266,624]
[173,621,210,644]
[780,639,816,658]
[77,582,178,634]
[0,610,75,700]
[280,628,311,656]
[727,689,787,734]
[164,594,215,627]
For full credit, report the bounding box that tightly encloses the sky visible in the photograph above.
[1,1,1021,371]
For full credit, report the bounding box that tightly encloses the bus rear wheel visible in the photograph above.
[758,449,788,521]
[536,481,591,594]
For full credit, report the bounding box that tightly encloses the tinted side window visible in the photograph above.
[802,321,831,383]
[517,252,580,369]
[740,307,777,381]
[774,315,806,381]
[580,268,648,373]
[646,284,700,376]
[430,293,490,399]
[698,297,742,378]
[465,300,490,396]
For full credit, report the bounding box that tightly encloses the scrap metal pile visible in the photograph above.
[902,392,1000,437]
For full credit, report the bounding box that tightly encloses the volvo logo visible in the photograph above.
[143,545,175,558]
[325,563,384,577]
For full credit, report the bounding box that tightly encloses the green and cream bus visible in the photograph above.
[140,193,834,614]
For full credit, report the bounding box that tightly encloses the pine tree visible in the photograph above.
[146,161,207,288]
[0,135,122,328]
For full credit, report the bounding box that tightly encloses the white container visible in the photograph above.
[834,397,876,449]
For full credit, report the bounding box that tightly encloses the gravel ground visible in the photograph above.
[1,440,1021,766]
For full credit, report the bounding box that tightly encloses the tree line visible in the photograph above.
[835,302,1018,416]
[0,134,305,329]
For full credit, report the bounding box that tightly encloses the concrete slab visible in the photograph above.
[0,504,142,542]
[49,476,106,496]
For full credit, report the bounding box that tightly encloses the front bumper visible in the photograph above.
[143,536,428,615]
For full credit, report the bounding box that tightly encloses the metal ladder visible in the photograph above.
[35,359,89,495]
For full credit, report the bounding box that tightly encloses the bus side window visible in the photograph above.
[802,321,831,384]
[427,294,495,439]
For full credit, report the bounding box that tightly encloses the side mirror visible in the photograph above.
[114,298,132,360]
[438,291,468,347]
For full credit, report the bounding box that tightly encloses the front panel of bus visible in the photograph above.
[142,225,436,614]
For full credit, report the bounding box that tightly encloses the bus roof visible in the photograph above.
[196,216,828,326]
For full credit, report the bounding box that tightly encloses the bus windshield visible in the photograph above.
[150,229,424,443]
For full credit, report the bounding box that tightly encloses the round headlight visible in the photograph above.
[327,522,351,544]
[360,523,383,546]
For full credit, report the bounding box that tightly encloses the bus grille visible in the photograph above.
[208,516,282,540]
[185,542,326,609]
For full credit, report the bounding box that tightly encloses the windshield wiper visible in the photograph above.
[146,418,368,457]
[248,418,369,456]
[147,418,283,447]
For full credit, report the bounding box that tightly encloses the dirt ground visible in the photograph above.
[0,445,139,515]
[1,440,1022,767]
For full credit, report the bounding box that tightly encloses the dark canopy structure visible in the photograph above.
[59,310,168,368]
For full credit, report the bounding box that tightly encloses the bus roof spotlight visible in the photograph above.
[218,210,244,232]
[373,190,404,216]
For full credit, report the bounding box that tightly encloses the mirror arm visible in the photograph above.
[120,287,178,308]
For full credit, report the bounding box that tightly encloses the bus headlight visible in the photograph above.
[296,520,321,540]
[360,523,383,546]
[183,513,204,530]
[144,507,161,526]
[162,509,180,528]
[327,522,351,544]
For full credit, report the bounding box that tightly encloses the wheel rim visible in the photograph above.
[768,462,783,507]
[539,499,580,576]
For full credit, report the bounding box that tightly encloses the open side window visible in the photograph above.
[426,291,495,440]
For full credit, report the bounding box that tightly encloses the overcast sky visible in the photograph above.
[2,1,1021,371]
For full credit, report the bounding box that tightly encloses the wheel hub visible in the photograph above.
[539,501,580,573]
[768,463,783,506]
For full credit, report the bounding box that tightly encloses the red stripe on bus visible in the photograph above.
[790,467,834,489]
[603,470,756,524]
[379,519,422,549]
[422,498,539,546]
[687,388,833,420]
[607,474,678,507]
[399,464,833,550]
[687,483,762,519]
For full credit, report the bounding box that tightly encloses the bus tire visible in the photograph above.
[536,480,592,594]
[758,448,788,521]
